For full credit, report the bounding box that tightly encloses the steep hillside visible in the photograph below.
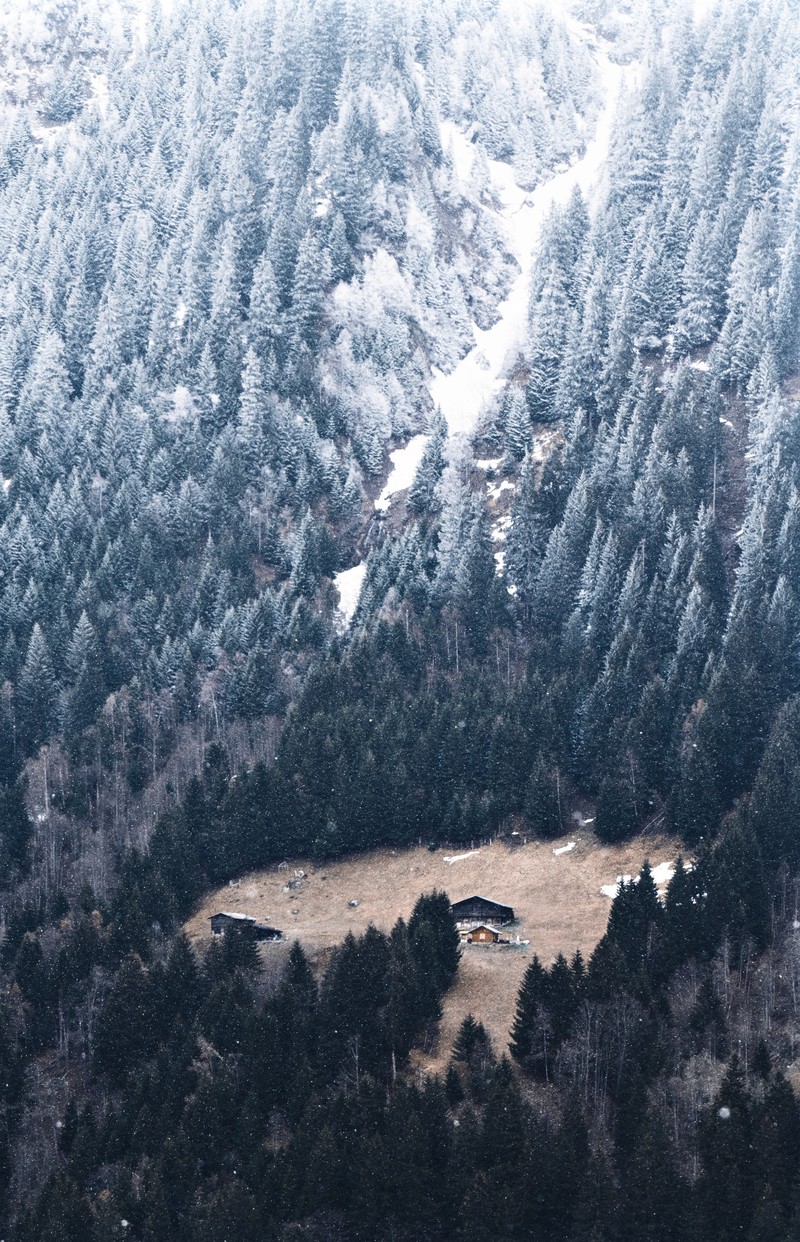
[3,2,800,1238]
[0,0,605,897]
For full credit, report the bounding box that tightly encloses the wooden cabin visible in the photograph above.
[209,912,282,941]
[461,924,503,944]
[450,895,514,927]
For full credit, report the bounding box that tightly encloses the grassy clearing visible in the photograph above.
[185,829,682,1071]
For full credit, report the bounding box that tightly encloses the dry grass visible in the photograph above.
[185,828,682,1072]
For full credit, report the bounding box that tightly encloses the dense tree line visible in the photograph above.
[0,888,462,1239]
[1,826,799,1241]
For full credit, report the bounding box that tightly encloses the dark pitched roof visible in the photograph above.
[451,895,514,913]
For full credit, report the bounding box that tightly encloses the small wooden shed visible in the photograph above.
[209,912,282,941]
[462,924,503,944]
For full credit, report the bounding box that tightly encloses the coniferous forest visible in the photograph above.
[0,0,799,1235]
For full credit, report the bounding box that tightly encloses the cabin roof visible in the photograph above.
[451,894,514,912]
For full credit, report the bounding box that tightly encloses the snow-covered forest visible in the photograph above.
[0,0,603,870]
[1,0,800,1235]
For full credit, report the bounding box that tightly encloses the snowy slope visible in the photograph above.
[337,14,632,625]
[372,20,632,519]
[431,34,630,441]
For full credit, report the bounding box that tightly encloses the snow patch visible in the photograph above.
[487,479,515,501]
[553,841,577,855]
[601,859,692,898]
[532,428,563,463]
[334,561,367,626]
[168,385,192,421]
[441,119,476,184]
[649,861,676,887]
[443,850,480,864]
[601,875,632,898]
[90,72,110,121]
[692,0,714,21]
[374,433,429,512]
[491,516,512,546]
[475,457,503,471]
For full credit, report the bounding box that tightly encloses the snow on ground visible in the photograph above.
[475,457,503,471]
[443,120,476,183]
[374,15,635,534]
[431,36,632,442]
[443,850,480,864]
[601,859,691,898]
[554,841,577,855]
[374,432,429,511]
[532,428,564,463]
[601,874,632,898]
[650,861,676,887]
[487,479,515,501]
[90,72,109,121]
[334,561,367,626]
[29,120,66,148]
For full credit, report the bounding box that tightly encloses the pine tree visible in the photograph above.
[594,765,640,844]
[289,230,332,345]
[94,953,158,1081]
[17,624,57,753]
[407,410,446,516]
[699,1058,756,1241]
[504,388,530,460]
[509,954,547,1063]
[526,262,569,423]
[524,756,562,839]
